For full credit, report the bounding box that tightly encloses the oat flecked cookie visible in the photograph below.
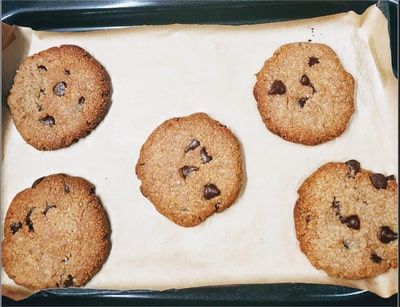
[2,174,111,290]
[294,160,398,279]
[7,44,112,150]
[253,42,355,145]
[135,112,244,227]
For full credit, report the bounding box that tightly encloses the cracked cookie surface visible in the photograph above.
[7,44,112,150]
[2,174,111,290]
[294,160,398,279]
[135,112,244,227]
[253,42,355,145]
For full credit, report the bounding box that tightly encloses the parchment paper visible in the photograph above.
[1,4,398,300]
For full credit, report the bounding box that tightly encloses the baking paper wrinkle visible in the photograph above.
[1,4,398,301]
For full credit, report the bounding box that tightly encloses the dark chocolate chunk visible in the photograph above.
[32,176,46,188]
[379,226,398,243]
[200,147,212,164]
[185,139,200,152]
[43,204,56,215]
[89,186,96,195]
[370,253,383,263]
[386,174,396,181]
[297,97,309,108]
[308,56,320,66]
[53,82,67,96]
[204,183,221,200]
[345,159,360,178]
[370,173,388,189]
[39,115,55,127]
[268,80,286,95]
[10,222,22,235]
[26,207,35,232]
[179,166,199,179]
[340,215,360,230]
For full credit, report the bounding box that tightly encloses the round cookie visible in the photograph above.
[253,42,355,145]
[294,160,398,279]
[7,44,112,150]
[135,112,244,227]
[2,174,111,290]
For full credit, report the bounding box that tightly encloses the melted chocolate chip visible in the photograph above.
[10,222,22,235]
[379,226,398,243]
[179,166,199,179]
[345,160,360,178]
[185,139,200,152]
[268,80,286,95]
[200,147,212,164]
[43,204,56,215]
[308,56,320,66]
[26,207,35,232]
[340,215,360,230]
[370,253,383,263]
[32,176,46,188]
[297,97,309,108]
[370,173,388,189]
[300,74,316,93]
[204,183,221,200]
[39,115,55,127]
[53,82,67,96]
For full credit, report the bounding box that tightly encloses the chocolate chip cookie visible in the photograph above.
[253,42,355,145]
[7,44,112,150]
[135,112,244,227]
[2,174,111,290]
[294,160,398,279]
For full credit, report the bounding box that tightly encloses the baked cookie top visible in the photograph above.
[7,44,112,150]
[294,160,398,279]
[253,42,355,145]
[135,112,244,227]
[2,174,111,290]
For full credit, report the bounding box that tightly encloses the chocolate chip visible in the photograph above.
[308,56,320,66]
[63,275,74,287]
[38,65,47,72]
[297,97,309,108]
[215,203,221,212]
[10,222,22,235]
[386,174,396,181]
[204,183,221,200]
[26,207,35,232]
[64,183,70,193]
[340,215,360,230]
[370,253,383,263]
[39,115,55,127]
[78,96,85,108]
[200,147,212,164]
[300,74,316,93]
[305,215,310,224]
[343,240,350,249]
[64,69,70,75]
[32,176,46,188]
[185,139,200,152]
[345,160,360,178]
[370,173,388,189]
[53,82,67,96]
[43,204,56,215]
[379,226,398,243]
[268,80,286,95]
[89,186,96,195]
[179,166,199,179]
[331,197,341,216]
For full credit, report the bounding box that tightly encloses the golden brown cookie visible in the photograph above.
[2,174,111,290]
[294,160,398,279]
[253,42,355,145]
[7,44,112,150]
[135,112,244,227]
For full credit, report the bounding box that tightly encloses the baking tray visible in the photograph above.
[1,0,398,306]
